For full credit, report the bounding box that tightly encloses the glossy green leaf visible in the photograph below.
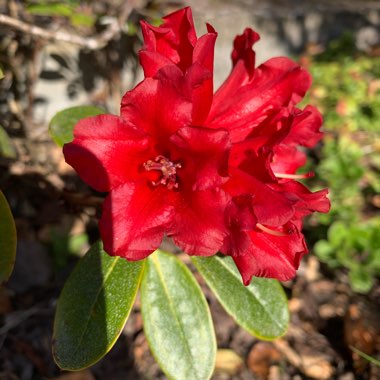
[0,67,3,79]
[0,190,17,283]
[192,255,289,340]
[49,106,104,147]
[53,241,144,370]
[141,250,216,380]
[0,126,17,159]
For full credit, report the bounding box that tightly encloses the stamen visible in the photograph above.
[143,155,181,190]
[256,223,288,237]
[274,172,314,180]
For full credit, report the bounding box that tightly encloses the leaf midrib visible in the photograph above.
[150,253,199,379]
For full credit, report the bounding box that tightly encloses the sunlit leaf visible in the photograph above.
[53,241,144,370]
[49,106,104,147]
[141,250,216,380]
[192,255,289,340]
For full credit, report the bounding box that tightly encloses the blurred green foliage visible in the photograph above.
[304,35,380,293]
[50,229,89,270]
[314,220,380,293]
[26,1,96,28]
[0,125,17,159]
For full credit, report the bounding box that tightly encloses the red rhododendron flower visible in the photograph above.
[64,7,330,285]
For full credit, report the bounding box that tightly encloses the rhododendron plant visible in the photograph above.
[63,7,329,285]
[52,7,330,378]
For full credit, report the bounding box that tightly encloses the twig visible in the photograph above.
[0,0,136,50]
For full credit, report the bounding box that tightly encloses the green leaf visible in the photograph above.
[49,106,104,147]
[349,267,374,294]
[0,126,17,159]
[0,67,4,80]
[328,221,348,247]
[0,191,17,283]
[141,250,216,380]
[70,13,96,28]
[53,241,144,370]
[314,240,335,263]
[192,255,289,340]
[350,346,380,367]
[27,3,74,17]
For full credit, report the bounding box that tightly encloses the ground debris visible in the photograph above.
[51,370,95,380]
[215,349,244,376]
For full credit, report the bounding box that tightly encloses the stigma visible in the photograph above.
[143,155,181,190]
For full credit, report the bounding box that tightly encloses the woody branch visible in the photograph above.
[0,0,136,50]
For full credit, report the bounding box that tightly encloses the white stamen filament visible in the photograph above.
[274,172,314,180]
[256,223,288,237]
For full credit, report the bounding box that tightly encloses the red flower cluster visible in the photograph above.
[64,7,330,285]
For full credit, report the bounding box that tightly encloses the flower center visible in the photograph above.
[143,155,181,190]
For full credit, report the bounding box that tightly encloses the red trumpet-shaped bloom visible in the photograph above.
[64,7,330,285]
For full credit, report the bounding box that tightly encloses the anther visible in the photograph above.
[143,155,181,190]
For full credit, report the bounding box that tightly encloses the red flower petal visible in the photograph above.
[231,28,260,79]
[227,109,294,177]
[233,224,307,285]
[99,182,175,260]
[208,28,260,107]
[170,126,230,191]
[271,145,307,174]
[282,105,323,147]
[139,8,217,123]
[269,181,330,218]
[268,106,323,175]
[139,50,174,78]
[193,24,217,73]
[139,8,217,81]
[228,140,275,183]
[121,68,192,141]
[170,188,229,256]
[63,114,150,192]
[188,24,217,123]
[185,62,214,124]
[224,169,295,227]
[208,57,311,142]
[221,199,257,256]
[140,7,197,73]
